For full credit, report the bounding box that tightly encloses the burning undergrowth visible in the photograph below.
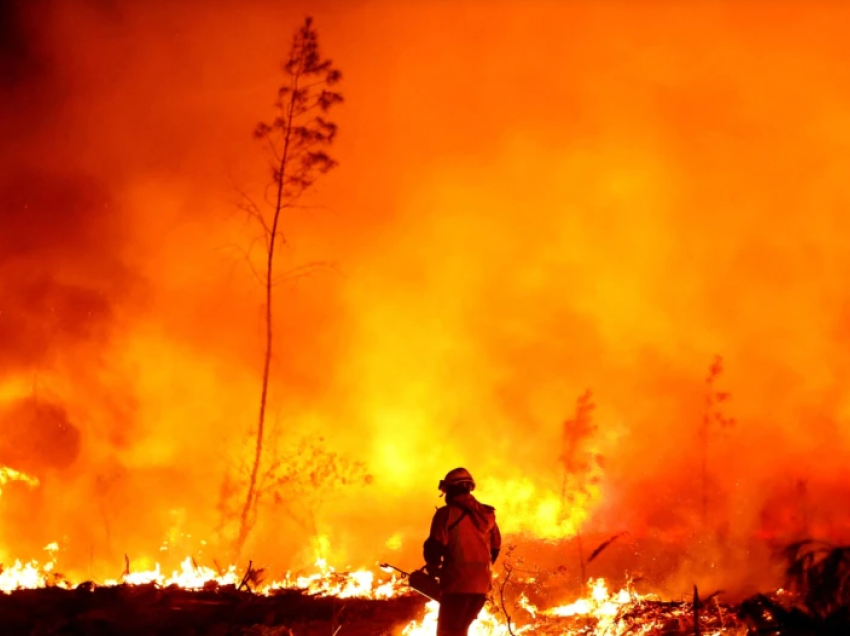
[1,538,849,635]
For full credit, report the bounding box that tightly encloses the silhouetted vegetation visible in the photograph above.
[0,584,424,636]
[699,355,735,526]
[559,389,602,589]
[587,532,628,565]
[740,540,850,635]
[223,16,344,558]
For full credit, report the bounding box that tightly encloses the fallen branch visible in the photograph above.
[588,532,628,564]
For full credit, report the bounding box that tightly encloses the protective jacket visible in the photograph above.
[423,493,502,594]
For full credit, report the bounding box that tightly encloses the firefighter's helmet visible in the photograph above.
[439,467,476,493]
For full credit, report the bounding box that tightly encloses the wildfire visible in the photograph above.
[398,575,738,636]
[403,602,520,636]
[0,544,747,635]
[5,3,846,635]
[0,558,59,594]
[266,557,404,599]
[0,547,404,599]
[106,557,241,589]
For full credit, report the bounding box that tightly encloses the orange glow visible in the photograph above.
[0,551,741,635]
[2,0,850,600]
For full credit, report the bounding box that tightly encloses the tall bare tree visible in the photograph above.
[699,355,735,527]
[234,16,342,556]
[559,389,599,592]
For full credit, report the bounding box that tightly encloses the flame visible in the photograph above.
[0,547,404,599]
[0,543,65,593]
[0,560,55,594]
[542,578,634,618]
[403,601,523,636]
[399,576,735,636]
[0,465,39,496]
[0,542,749,635]
[109,557,241,589]
[266,558,404,599]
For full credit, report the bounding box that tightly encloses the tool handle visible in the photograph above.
[378,563,410,578]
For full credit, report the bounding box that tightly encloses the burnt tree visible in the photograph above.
[234,16,343,557]
[698,355,735,527]
[559,389,600,591]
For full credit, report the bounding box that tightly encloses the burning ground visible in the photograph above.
[3,0,850,633]
[0,544,846,635]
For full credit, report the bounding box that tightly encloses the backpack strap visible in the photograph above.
[447,507,468,532]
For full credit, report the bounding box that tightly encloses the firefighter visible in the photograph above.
[423,467,502,636]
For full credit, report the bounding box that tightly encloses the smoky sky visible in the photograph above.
[0,0,58,141]
[0,1,39,89]
[0,1,138,485]
[1,0,138,349]
[0,173,124,374]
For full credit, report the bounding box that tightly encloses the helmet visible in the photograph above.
[439,467,476,493]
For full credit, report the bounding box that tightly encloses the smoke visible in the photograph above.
[1,0,850,595]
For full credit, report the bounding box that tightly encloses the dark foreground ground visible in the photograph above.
[0,585,427,636]
[0,582,847,636]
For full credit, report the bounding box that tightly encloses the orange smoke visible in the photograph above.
[2,0,850,594]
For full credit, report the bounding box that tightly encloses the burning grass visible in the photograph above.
[2,540,850,635]
[0,566,743,636]
[0,551,763,636]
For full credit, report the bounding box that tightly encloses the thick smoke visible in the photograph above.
[1,0,850,596]
[0,1,144,566]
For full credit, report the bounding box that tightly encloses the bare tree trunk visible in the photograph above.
[559,390,595,594]
[229,16,342,555]
[577,531,587,595]
[693,585,701,636]
[235,62,301,558]
[700,412,708,527]
[700,357,717,529]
